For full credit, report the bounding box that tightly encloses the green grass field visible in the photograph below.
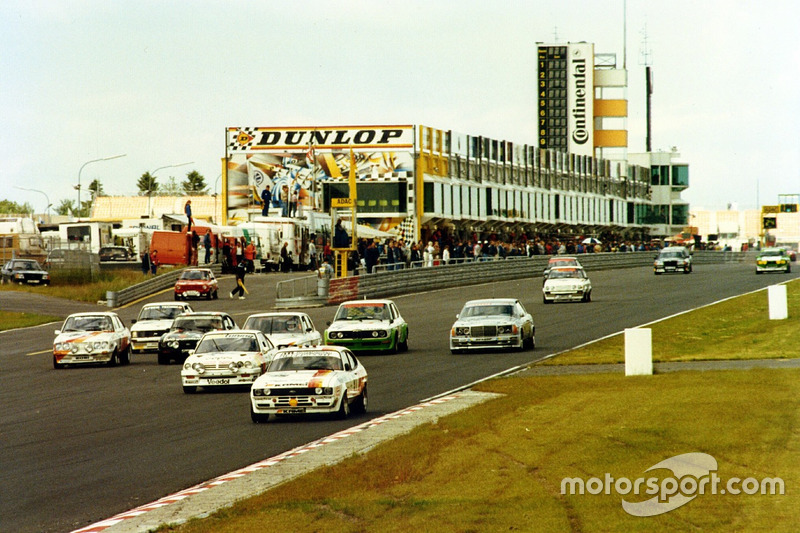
[165,369,799,533]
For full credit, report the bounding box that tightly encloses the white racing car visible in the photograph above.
[250,346,368,423]
[130,302,193,354]
[181,330,275,393]
[53,312,131,368]
[243,312,322,349]
[449,298,535,354]
[542,266,592,303]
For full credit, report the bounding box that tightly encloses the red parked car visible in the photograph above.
[174,268,218,300]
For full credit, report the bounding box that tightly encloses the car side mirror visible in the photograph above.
[131,319,137,324]
[344,363,352,371]
[306,327,312,332]
[54,329,61,335]
[326,320,331,326]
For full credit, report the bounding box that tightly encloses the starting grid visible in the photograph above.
[73,394,461,533]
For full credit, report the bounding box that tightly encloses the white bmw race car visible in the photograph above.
[53,312,131,368]
[250,346,368,422]
[181,330,275,393]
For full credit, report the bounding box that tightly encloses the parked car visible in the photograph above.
[99,246,134,261]
[324,299,409,353]
[1,258,50,285]
[158,311,238,365]
[130,301,193,354]
[756,247,792,274]
[174,268,219,300]
[181,330,276,393]
[653,246,692,274]
[542,266,592,303]
[250,345,368,423]
[449,298,535,354]
[244,312,322,349]
[53,312,131,368]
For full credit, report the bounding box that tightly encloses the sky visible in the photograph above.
[2,0,799,215]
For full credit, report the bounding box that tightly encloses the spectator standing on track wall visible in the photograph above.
[184,200,193,231]
[260,185,272,217]
[230,261,247,299]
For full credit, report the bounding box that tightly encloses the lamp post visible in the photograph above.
[77,154,126,218]
[14,186,51,223]
[146,161,194,217]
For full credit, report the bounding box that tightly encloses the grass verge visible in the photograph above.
[164,369,799,533]
[0,310,61,331]
[0,268,174,303]
[542,278,800,365]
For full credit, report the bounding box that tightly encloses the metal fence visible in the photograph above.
[106,264,222,307]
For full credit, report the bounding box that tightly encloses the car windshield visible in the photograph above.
[659,250,685,259]
[761,249,785,257]
[548,269,583,279]
[180,270,209,280]
[268,354,342,371]
[334,304,389,321]
[244,315,302,334]
[172,317,223,332]
[460,304,513,317]
[13,260,41,271]
[195,335,258,353]
[138,305,185,320]
[62,316,112,332]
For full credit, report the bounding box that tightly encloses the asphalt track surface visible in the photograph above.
[1,262,798,532]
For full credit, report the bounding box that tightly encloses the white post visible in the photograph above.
[625,328,653,376]
[768,285,788,320]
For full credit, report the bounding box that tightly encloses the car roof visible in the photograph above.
[66,312,117,318]
[548,256,578,262]
[549,266,583,272]
[183,268,213,272]
[463,298,518,306]
[201,329,262,337]
[340,299,394,305]
[142,301,188,308]
[177,311,229,318]
[246,312,309,318]
[273,346,349,357]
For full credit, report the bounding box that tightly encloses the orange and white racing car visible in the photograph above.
[250,346,368,423]
[53,312,132,368]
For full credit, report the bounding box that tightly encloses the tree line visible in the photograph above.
[2,170,207,217]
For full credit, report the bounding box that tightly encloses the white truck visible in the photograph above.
[237,216,315,271]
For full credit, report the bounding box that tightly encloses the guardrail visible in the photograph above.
[285,250,751,306]
[106,264,222,307]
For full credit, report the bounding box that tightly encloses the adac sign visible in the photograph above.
[227,126,414,152]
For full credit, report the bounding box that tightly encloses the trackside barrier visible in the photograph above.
[319,250,752,305]
[106,264,222,308]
